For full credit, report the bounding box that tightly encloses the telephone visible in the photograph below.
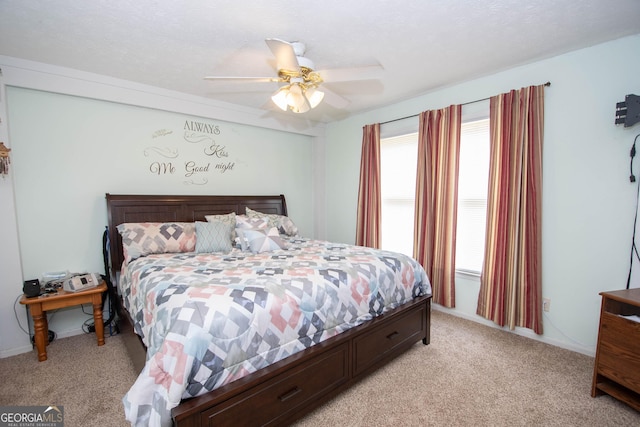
[63,273,100,292]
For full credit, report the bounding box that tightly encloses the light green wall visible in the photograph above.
[323,34,640,355]
[6,87,313,338]
[3,34,639,357]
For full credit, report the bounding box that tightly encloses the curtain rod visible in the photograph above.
[380,81,551,126]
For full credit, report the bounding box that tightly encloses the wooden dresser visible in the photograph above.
[591,288,640,410]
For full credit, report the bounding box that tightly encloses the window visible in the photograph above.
[380,104,490,274]
[455,118,490,274]
[380,133,418,257]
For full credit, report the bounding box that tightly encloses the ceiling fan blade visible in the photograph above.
[321,86,350,109]
[316,64,384,83]
[265,38,300,72]
[204,76,282,83]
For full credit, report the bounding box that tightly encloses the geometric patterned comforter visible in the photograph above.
[120,237,431,426]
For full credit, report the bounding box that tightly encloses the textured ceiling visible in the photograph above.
[1,0,639,123]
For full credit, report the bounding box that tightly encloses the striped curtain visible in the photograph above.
[476,85,544,334]
[414,105,461,308]
[356,123,381,248]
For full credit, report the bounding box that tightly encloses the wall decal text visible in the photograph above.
[146,119,235,183]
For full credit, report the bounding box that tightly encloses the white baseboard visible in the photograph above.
[0,344,34,358]
[432,305,596,357]
[0,327,85,359]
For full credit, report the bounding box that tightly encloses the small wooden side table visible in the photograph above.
[591,288,640,410]
[20,281,108,361]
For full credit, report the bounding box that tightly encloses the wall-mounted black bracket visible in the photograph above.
[616,94,640,127]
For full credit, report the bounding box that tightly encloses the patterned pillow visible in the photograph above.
[235,214,269,230]
[245,207,299,236]
[235,215,269,251]
[237,227,288,254]
[278,216,299,236]
[195,221,232,254]
[117,222,196,262]
[205,212,237,244]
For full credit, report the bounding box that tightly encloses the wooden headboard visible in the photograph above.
[105,193,287,279]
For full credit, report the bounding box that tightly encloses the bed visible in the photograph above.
[106,194,432,427]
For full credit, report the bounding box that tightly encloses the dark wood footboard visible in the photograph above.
[172,295,431,427]
[117,294,431,426]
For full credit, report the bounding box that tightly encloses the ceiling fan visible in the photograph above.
[204,38,383,114]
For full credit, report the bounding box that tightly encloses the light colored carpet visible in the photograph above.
[1,310,639,426]
[0,330,135,426]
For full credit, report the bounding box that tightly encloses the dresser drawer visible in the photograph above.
[597,312,640,393]
[353,304,426,376]
[201,342,349,426]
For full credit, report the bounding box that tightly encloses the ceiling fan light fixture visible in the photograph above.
[290,99,311,114]
[286,83,307,109]
[271,77,325,113]
[305,86,325,108]
[271,86,290,111]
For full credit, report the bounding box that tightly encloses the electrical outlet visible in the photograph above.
[543,298,551,312]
